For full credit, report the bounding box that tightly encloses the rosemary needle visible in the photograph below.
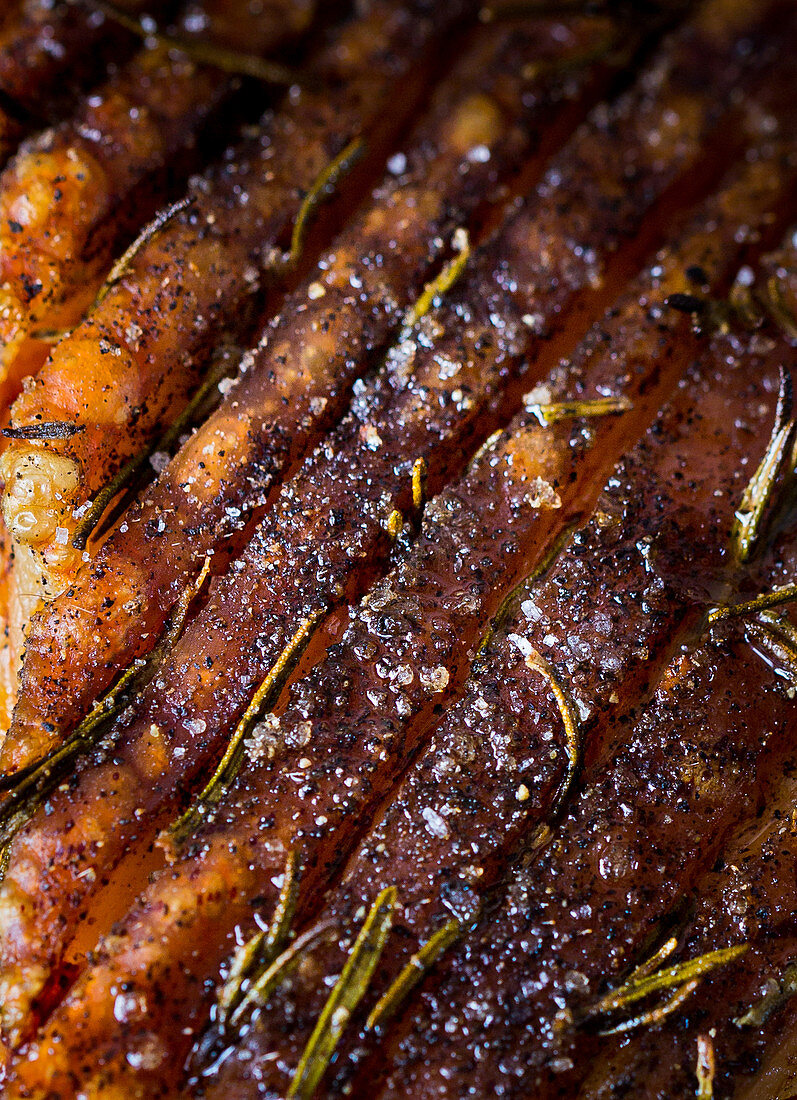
[288,887,396,1099]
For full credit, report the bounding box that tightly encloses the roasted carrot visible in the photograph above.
[578,730,797,1097]
[381,604,797,1100]
[0,0,321,415]
[2,2,638,767]
[366,328,797,1100]
[572,523,797,1100]
[5,107,797,1098]
[8,0,786,772]
[0,0,634,1048]
[0,0,153,173]
[0,0,471,639]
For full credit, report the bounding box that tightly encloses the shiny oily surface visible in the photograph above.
[0,0,794,1098]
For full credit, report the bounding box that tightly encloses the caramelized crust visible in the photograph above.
[6,80,797,1100]
[0,0,796,1095]
[372,317,797,1100]
[0,0,469,611]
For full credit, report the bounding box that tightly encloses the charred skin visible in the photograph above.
[5,107,797,1100]
[3,6,631,766]
[9,0,790,775]
[0,0,470,617]
[371,320,797,1099]
[0,0,319,410]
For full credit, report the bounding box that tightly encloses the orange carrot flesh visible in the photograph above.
[4,5,632,766]
[9,0,788,769]
[0,0,473,613]
[4,92,797,1098]
[0,0,321,412]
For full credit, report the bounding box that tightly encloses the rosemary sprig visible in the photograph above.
[0,557,210,850]
[386,508,403,540]
[403,227,470,330]
[71,344,238,550]
[288,887,397,1099]
[365,919,461,1033]
[588,943,748,1036]
[735,962,797,1027]
[524,647,582,809]
[603,979,699,1036]
[235,920,334,1025]
[98,196,195,310]
[218,849,301,1026]
[731,366,796,562]
[707,581,797,624]
[288,138,366,267]
[412,456,428,513]
[169,608,325,845]
[1,421,85,440]
[671,266,797,342]
[524,394,632,427]
[193,872,332,1073]
[32,196,193,342]
[85,0,300,86]
[695,1034,715,1100]
[624,935,678,983]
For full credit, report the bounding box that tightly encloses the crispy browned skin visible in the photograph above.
[0,0,319,410]
[369,315,797,1099]
[9,0,784,773]
[5,95,797,1100]
[2,6,633,768]
[0,0,469,617]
